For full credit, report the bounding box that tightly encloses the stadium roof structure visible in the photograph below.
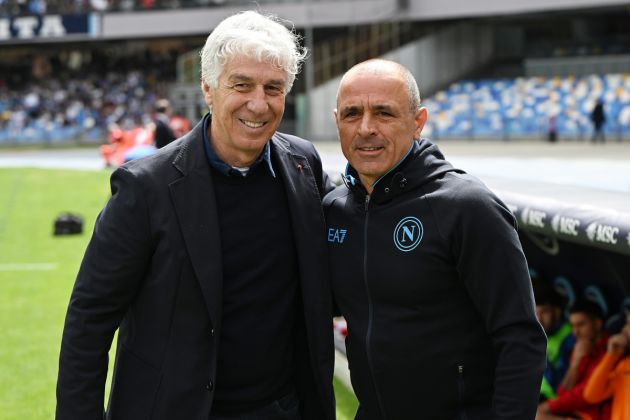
[0,0,627,43]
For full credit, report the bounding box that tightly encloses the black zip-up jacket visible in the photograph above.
[324,139,546,420]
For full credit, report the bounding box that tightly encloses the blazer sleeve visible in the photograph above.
[451,183,547,420]
[56,167,153,420]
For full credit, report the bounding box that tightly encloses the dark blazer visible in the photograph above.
[56,120,335,420]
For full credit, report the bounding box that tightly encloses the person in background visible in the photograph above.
[532,276,576,401]
[168,109,192,138]
[548,114,558,142]
[584,310,630,420]
[325,58,546,419]
[536,300,610,420]
[153,98,177,148]
[56,10,335,420]
[591,99,606,143]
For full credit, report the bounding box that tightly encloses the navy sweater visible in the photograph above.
[210,159,299,415]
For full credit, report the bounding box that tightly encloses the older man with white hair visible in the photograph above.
[56,11,335,420]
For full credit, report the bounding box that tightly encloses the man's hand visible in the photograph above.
[570,339,593,366]
[561,338,593,390]
[607,333,628,355]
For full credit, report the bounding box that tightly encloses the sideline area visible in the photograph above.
[316,139,630,212]
[1,140,629,211]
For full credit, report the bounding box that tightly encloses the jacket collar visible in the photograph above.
[171,118,207,176]
[343,138,462,205]
[168,122,310,331]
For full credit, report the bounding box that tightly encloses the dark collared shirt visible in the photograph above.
[201,113,276,177]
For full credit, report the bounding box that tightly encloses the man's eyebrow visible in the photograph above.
[227,74,286,87]
[371,104,396,113]
[339,105,362,114]
[226,74,254,83]
[266,79,286,87]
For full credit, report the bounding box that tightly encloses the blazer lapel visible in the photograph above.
[271,134,328,321]
[272,136,326,250]
[169,128,223,330]
[271,135,331,409]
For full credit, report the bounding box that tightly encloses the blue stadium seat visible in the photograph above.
[426,73,630,140]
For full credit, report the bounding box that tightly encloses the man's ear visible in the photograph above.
[414,107,428,138]
[201,81,212,107]
[333,108,338,121]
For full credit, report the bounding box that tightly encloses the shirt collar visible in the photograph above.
[202,113,276,178]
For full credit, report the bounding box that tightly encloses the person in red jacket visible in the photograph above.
[584,310,630,420]
[536,300,610,420]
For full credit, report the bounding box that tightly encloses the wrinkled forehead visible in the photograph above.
[221,56,289,82]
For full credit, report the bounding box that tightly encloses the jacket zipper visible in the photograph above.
[363,194,387,419]
[457,364,468,420]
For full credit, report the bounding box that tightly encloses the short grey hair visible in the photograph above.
[338,59,421,112]
[200,10,307,93]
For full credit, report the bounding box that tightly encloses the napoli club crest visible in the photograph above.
[393,216,423,252]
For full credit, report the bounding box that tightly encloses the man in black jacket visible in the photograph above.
[56,11,335,420]
[324,59,546,419]
[153,98,176,149]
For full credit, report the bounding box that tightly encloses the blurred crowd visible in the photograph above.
[0,70,156,140]
[532,275,630,420]
[0,0,234,15]
[0,48,185,144]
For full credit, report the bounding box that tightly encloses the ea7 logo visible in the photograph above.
[393,216,423,252]
[328,228,348,243]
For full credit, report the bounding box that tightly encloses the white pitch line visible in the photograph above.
[0,263,58,271]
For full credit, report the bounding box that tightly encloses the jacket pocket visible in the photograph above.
[107,345,162,420]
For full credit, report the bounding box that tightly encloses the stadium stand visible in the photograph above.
[0,0,285,15]
[0,46,180,144]
[1,1,629,144]
[3,69,628,144]
[424,73,630,141]
[0,70,152,144]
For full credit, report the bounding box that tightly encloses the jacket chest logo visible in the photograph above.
[328,227,348,243]
[393,216,423,252]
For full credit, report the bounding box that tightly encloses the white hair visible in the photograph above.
[200,10,307,93]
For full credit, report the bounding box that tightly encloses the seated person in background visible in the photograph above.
[584,310,630,420]
[533,276,576,401]
[536,300,610,420]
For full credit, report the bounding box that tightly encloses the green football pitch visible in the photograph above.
[0,167,357,419]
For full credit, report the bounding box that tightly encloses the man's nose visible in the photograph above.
[357,115,376,137]
[246,86,270,114]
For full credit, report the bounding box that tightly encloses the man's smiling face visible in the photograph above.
[335,64,426,191]
[202,56,287,167]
